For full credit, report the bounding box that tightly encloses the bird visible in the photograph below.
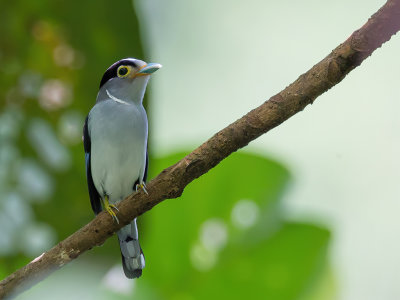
[83,58,161,278]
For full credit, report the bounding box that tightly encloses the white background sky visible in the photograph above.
[136,0,400,299]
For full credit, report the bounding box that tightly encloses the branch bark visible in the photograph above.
[2,0,400,298]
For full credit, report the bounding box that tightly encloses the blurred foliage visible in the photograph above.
[0,1,333,299]
[0,0,144,270]
[131,151,332,300]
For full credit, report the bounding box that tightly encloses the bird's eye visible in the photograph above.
[117,66,130,78]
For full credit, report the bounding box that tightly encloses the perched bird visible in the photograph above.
[83,58,161,278]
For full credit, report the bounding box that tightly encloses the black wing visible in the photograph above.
[134,150,149,188]
[83,115,102,215]
[143,150,149,182]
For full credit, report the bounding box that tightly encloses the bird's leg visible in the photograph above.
[136,182,148,195]
[102,195,119,224]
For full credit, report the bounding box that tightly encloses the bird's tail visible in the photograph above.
[117,218,145,278]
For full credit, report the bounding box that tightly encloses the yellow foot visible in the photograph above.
[136,182,148,195]
[102,196,119,224]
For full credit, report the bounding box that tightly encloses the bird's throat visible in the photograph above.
[106,89,130,105]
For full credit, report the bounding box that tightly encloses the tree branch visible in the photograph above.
[2,0,400,298]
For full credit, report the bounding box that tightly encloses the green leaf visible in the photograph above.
[135,151,331,299]
[192,222,330,300]
[141,152,307,295]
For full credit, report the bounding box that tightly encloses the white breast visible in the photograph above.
[88,99,148,203]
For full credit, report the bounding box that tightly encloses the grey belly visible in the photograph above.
[89,101,147,203]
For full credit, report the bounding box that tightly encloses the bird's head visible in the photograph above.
[97,58,162,104]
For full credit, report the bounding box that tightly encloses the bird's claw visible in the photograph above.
[106,206,119,224]
[136,182,148,195]
[103,197,119,224]
[109,203,119,212]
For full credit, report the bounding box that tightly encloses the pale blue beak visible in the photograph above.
[138,63,162,75]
